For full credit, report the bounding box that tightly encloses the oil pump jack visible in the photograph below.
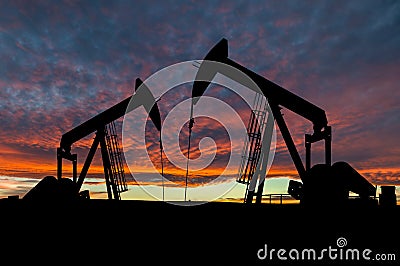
[192,38,376,206]
[23,78,162,201]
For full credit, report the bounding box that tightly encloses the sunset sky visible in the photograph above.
[0,0,399,202]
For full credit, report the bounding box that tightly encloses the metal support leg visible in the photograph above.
[305,141,311,171]
[57,147,62,180]
[77,135,100,191]
[255,180,265,204]
[325,126,332,166]
[271,104,306,180]
[245,190,255,204]
[72,154,77,183]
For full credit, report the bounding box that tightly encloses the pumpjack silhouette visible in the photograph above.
[21,38,396,208]
[23,78,162,202]
[192,38,380,207]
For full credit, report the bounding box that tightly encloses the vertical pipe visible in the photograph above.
[245,190,254,204]
[72,154,77,183]
[305,141,311,171]
[57,147,62,180]
[325,126,332,166]
[160,136,164,202]
[255,180,264,204]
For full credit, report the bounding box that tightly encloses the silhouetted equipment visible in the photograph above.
[288,180,303,200]
[302,162,376,205]
[23,176,78,201]
[184,115,195,202]
[19,39,385,208]
[25,78,162,201]
[379,186,397,206]
[237,92,269,203]
[104,121,128,195]
[192,38,376,206]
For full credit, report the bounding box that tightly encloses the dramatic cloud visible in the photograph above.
[0,0,399,199]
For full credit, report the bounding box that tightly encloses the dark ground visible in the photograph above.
[0,199,398,265]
